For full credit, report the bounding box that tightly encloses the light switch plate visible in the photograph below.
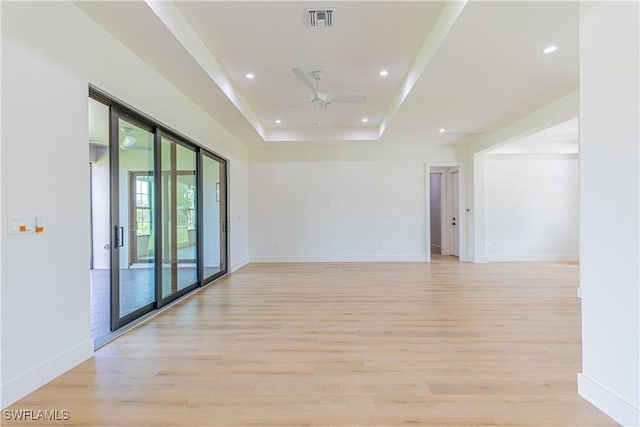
[8,217,35,234]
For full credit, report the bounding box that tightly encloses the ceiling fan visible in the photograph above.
[292,67,366,109]
[120,127,151,151]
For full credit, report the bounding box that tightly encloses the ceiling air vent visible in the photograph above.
[307,9,334,28]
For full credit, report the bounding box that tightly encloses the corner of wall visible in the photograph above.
[1,339,93,409]
[230,258,250,273]
[578,374,640,426]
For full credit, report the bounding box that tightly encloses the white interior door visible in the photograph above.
[450,169,459,257]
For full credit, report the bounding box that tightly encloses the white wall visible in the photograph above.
[229,157,249,271]
[1,2,249,408]
[0,0,3,405]
[249,144,464,262]
[578,2,640,425]
[484,154,579,261]
[90,146,110,269]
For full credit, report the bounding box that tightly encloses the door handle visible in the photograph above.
[114,226,124,248]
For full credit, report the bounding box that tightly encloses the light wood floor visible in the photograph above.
[6,257,617,426]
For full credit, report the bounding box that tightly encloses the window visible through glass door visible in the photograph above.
[160,136,198,301]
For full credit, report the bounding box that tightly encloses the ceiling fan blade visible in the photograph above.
[123,145,152,152]
[287,100,313,108]
[325,92,367,103]
[292,68,319,97]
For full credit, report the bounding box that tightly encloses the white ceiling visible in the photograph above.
[489,117,579,154]
[77,1,579,146]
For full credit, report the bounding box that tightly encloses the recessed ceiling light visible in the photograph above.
[543,46,557,54]
[245,73,255,79]
[439,128,446,133]
[275,119,282,124]
[379,70,389,77]
[362,118,369,123]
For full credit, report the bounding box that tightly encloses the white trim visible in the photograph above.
[230,258,250,272]
[379,1,467,138]
[1,339,94,409]
[485,153,579,160]
[485,255,579,262]
[474,256,488,263]
[577,286,582,298]
[578,373,640,427]
[145,0,265,139]
[250,255,428,263]
[470,92,579,155]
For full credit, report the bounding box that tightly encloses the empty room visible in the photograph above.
[1,1,638,426]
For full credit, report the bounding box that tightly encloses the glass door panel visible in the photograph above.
[202,153,226,282]
[161,136,197,301]
[111,113,156,326]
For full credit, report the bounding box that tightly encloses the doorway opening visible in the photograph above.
[428,166,462,262]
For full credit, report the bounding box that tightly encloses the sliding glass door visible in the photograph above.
[91,89,229,336]
[160,135,198,302]
[201,152,227,283]
[111,111,157,328]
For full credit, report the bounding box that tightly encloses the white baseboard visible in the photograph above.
[250,255,428,263]
[485,255,579,262]
[1,339,93,409]
[474,256,488,263]
[577,286,582,298]
[230,258,249,272]
[578,373,640,426]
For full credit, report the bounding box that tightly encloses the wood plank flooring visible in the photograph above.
[6,257,617,426]
[91,266,222,342]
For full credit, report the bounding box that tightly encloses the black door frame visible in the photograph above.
[109,108,157,330]
[90,85,229,333]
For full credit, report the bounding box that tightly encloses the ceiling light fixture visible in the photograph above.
[123,135,137,146]
[246,73,255,79]
[362,118,369,123]
[379,70,389,77]
[543,45,557,54]
[439,128,446,133]
[275,119,282,124]
[121,127,137,147]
